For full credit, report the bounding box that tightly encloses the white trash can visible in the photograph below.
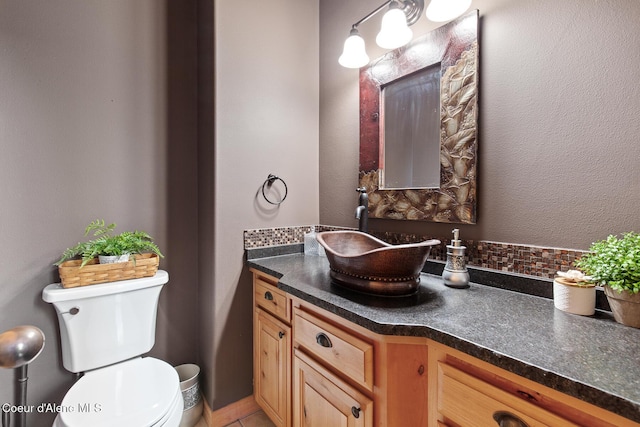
[175,364,203,427]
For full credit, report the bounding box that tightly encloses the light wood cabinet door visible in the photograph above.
[293,349,372,427]
[254,308,291,427]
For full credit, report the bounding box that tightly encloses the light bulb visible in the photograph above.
[426,0,472,22]
[376,7,413,50]
[339,29,370,68]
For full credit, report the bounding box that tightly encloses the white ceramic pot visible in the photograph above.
[553,277,596,316]
[98,254,130,264]
[604,287,640,328]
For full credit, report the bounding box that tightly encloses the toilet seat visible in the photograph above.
[54,357,182,427]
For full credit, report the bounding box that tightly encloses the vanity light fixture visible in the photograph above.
[375,1,414,49]
[339,0,472,68]
[339,0,424,69]
[338,28,370,68]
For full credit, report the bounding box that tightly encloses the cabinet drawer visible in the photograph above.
[255,275,290,322]
[294,308,373,391]
[438,362,579,427]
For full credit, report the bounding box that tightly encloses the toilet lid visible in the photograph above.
[58,357,179,427]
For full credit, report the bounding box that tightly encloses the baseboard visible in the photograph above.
[202,397,213,427]
[203,395,261,427]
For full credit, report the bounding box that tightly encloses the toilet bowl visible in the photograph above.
[43,271,182,427]
[52,357,183,427]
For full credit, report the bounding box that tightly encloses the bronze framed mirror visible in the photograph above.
[359,10,479,223]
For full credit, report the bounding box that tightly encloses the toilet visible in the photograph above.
[42,270,183,427]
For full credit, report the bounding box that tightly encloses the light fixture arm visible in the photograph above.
[351,1,392,30]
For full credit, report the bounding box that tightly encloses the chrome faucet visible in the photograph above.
[355,187,368,233]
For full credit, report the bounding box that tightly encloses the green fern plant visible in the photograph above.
[55,219,164,267]
[575,232,640,294]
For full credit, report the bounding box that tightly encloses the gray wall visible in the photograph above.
[205,0,319,410]
[0,0,318,421]
[320,0,640,250]
[0,0,319,419]
[0,1,200,425]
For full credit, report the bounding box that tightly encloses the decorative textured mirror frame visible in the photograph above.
[359,10,479,223]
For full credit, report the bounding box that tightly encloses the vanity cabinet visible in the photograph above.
[291,294,430,427]
[251,269,427,427]
[251,269,639,427]
[253,271,291,427]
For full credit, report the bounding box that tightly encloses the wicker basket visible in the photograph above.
[58,253,160,288]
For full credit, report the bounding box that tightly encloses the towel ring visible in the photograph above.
[261,174,288,205]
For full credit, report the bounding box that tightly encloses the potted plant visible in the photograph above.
[575,232,640,328]
[55,219,163,267]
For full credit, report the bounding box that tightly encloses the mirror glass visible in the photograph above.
[381,63,441,189]
[359,10,479,223]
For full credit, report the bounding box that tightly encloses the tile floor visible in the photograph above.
[222,410,276,427]
[194,410,275,427]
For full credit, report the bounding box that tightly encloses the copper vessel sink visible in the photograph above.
[316,231,441,296]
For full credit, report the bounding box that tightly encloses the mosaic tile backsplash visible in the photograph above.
[244,225,585,280]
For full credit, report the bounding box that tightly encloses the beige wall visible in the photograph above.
[0,0,318,420]
[0,1,200,425]
[206,0,319,409]
[320,0,640,250]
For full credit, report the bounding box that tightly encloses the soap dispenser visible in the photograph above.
[442,229,470,288]
[304,226,325,256]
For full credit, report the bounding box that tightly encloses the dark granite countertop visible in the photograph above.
[247,253,640,423]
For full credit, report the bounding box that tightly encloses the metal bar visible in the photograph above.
[15,365,28,427]
[352,0,392,28]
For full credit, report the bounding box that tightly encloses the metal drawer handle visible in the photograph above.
[315,332,332,348]
[351,406,360,419]
[264,291,273,301]
[279,331,285,339]
[493,411,529,427]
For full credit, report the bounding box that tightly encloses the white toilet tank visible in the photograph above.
[42,270,169,373]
